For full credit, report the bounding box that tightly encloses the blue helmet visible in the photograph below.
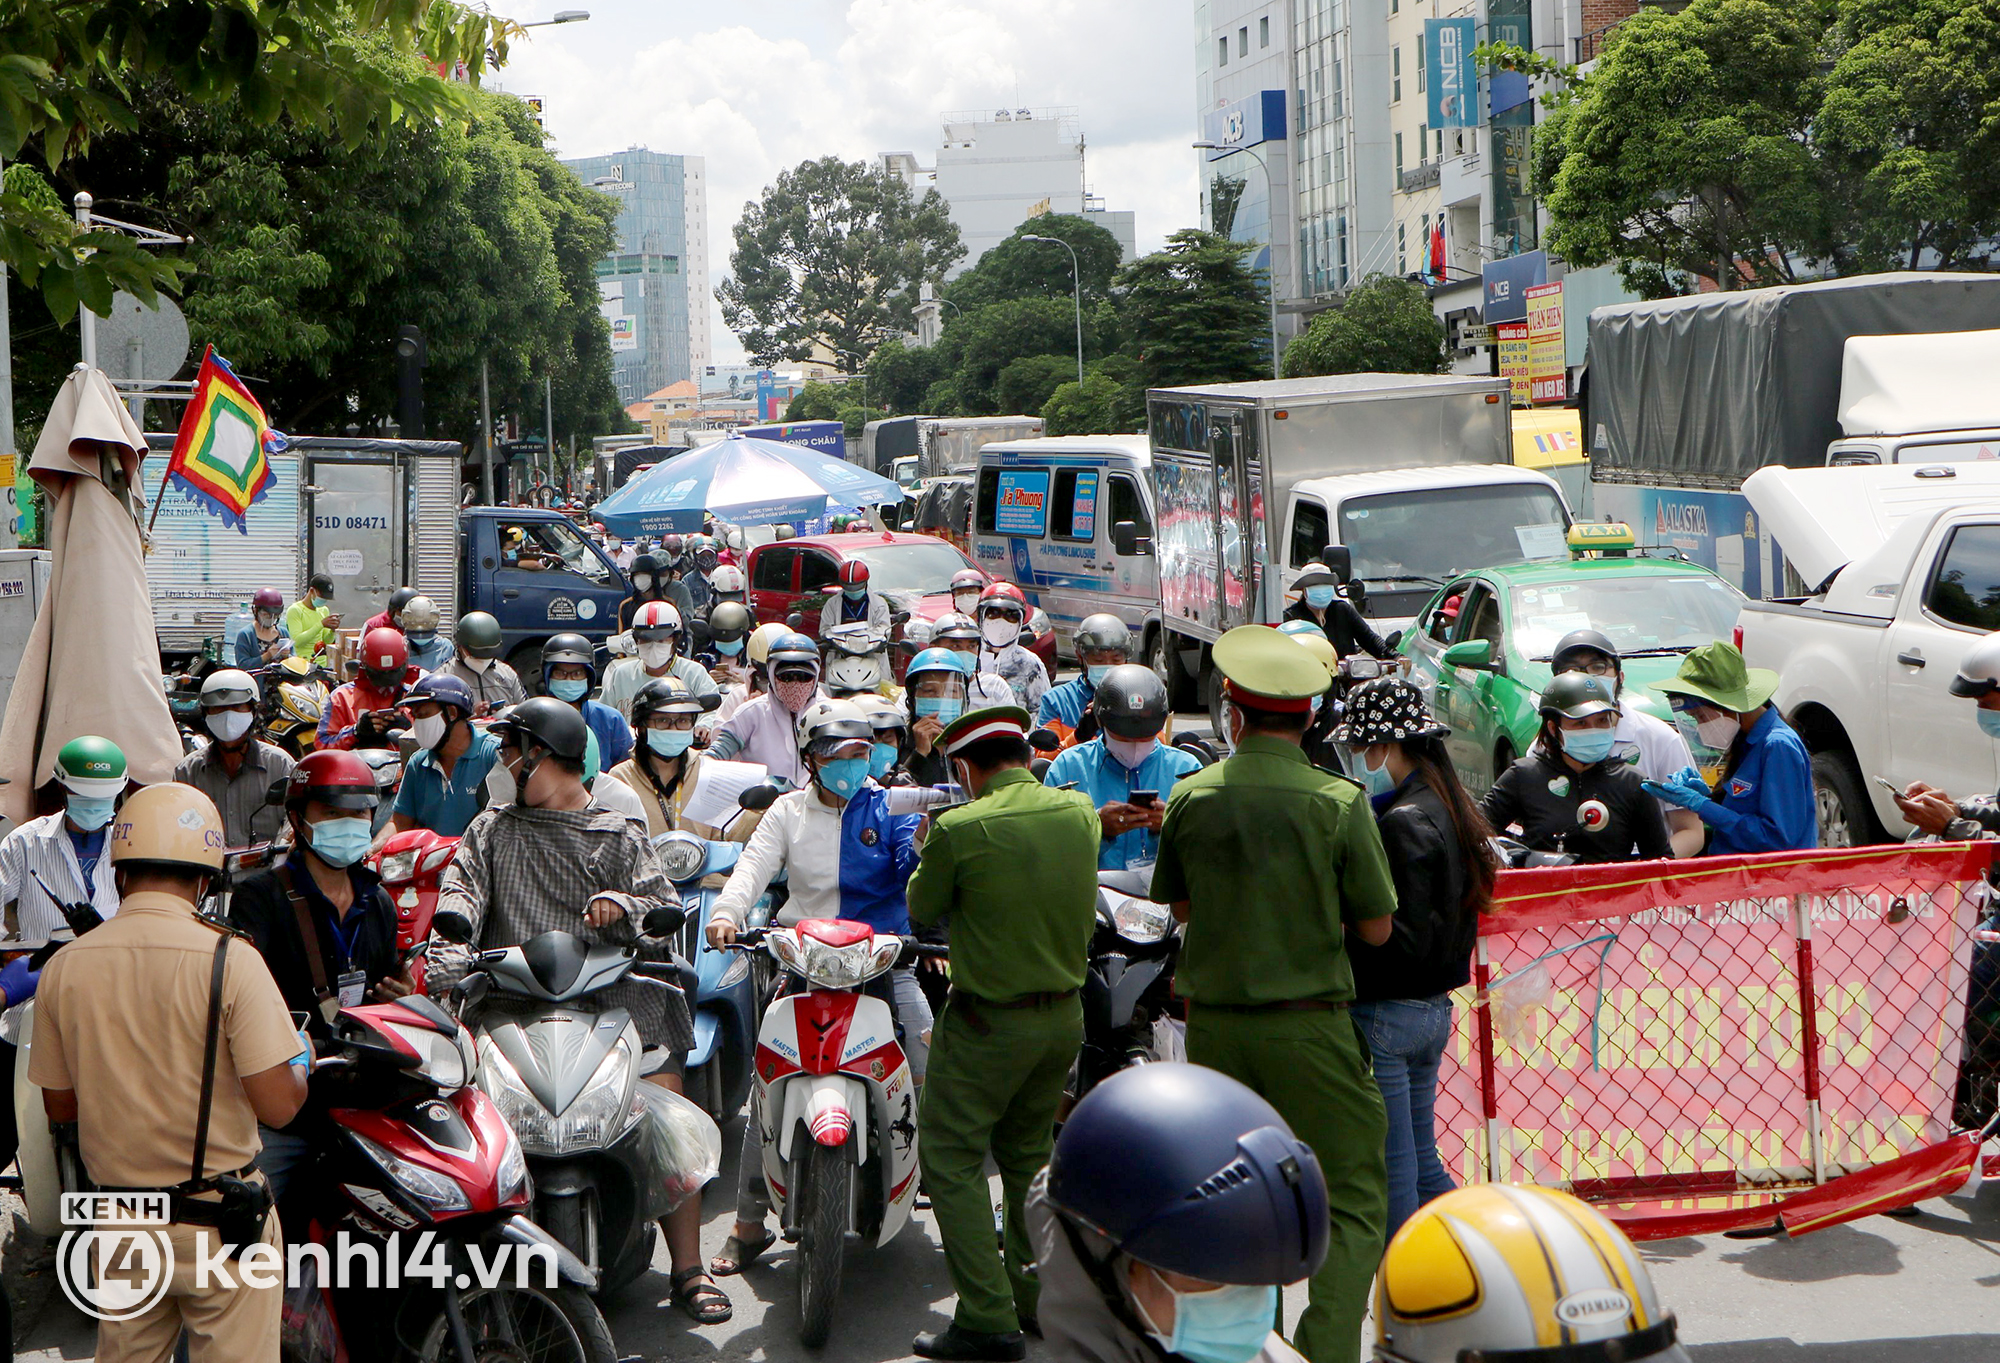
[1045,1063,1329,1286]
[767,631,821,674]
[1277,619,1328,641]
[906,647,973,680]
[406,671,475,717]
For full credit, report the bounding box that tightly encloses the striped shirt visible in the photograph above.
[173,741,297,851]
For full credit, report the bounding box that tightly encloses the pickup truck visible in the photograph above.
[460,507,630,683]
[1737,463,2000,845]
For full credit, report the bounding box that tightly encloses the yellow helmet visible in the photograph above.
[1289,630,1338,675]
[746,621,789,669]
[112,783,227,878]
[1374,1186,1687,1363]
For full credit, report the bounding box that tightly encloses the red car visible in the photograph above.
[745,531,1057,678]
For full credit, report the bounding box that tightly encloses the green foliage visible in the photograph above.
[995,354,1079,417]
[931,298,1084,415]
[718,156,964,369]
[864,339,943,415]
[1115,228,1269,391]
[943,215,1123,315]
[785,382,844,423]
[1281,276,1446,378]
[1041,367,1145,436]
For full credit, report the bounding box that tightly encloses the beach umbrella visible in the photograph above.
[591,431,903,536]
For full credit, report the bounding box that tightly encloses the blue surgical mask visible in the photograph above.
[1562,727,1618,765]
[869,742,899,778]
[915,697,963,726]
[1355,750,1397,799]
[406,631,436,648]
[843,584,867,600]
[647,728,694,759]
[716,638,745,656]
[1085,664,1113,686]
[1304,585,1337,609]
[1138,1270,1278,1363]
[1979,710,2000,740]
[549,678,588,703]
[66,795,117,832]
[814,756,869,800]
[309,816,373,869]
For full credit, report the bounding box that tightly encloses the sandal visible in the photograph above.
[708,1230,777,1278]
[671,1266,734,1324]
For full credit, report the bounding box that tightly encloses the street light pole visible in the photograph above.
[837,348,868,418]
[544,372,556,493]
[1020,234,1084,385]
[479,358,494,504]
[1193,141,1282,379]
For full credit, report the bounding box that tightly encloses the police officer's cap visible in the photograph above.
[939,705,1032,757]
[1213,625,1330,712]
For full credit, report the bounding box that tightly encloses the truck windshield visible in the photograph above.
[1512,574,1747,661]
[845,541,978,595]
[1338,484,1569,586]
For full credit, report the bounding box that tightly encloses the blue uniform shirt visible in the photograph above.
[1044,737,1203,870]
[406,635,456,673]
[1702,706,1817,854]
[1037,676,1095,731]
[578,698,633,771]
[837,785,924,933]
[393,728,503,836]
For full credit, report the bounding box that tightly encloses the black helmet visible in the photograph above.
[630,552,663,584]
[1074,613,1133,658]
[1551,628,1620,674]
[541,631,596,683]
[707,600,754,644]
[1093,664,1170,740]
[632,676,706,732]
[491,696,589,761]
[1046,1063,1328,1286]
[386,586,419,621]
[456,611,504,659]
[1538,670,1621,721]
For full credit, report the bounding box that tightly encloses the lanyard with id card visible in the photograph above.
[288,887,367,1024]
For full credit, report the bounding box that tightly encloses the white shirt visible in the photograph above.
[588,771,648,827]
[820,591,893,637]
[969,672,1017,708]
[715,681,754,725]
[712,788,844,929]
[0,811,125,1041]
[1615,708,1699,810]
[599,655,719,720]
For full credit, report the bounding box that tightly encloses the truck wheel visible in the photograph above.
[1149,628,1197,713]
[508,642,545,697]
[1812,751,1884,848]
[1204,661,1230,748]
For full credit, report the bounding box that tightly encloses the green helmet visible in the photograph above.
[456,611,504,659]
[1537,671,1621,722]
[55,735,128,798]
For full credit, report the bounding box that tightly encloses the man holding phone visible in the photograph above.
[1042,666,1200,873]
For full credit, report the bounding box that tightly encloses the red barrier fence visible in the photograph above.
[1438,843,1997,1239]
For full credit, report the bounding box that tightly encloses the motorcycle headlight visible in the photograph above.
[377,849,420,885]
[558,1040,638,1153]
[481,1047,559,1155]
[1108,894,1173,946]
[653,832,707,883]
[348,1130,471,1212]
[496,1126,530,1205]
[798,937,879,988]
[714,951,752,989]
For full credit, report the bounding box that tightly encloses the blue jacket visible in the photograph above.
[838,785,925,933]
[233,621,290,670]
[1037,676,1095,731]
[578,697,633,772]
[1044,738,1202,870]
[1702,707,1817,855]
[407,635,456,674]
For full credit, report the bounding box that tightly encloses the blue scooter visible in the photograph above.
[652,830,777,1123]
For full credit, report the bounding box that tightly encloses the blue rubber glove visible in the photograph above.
[0,956,42,1010]
[1641,766,1713,812]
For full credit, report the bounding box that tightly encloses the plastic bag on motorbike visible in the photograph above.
[631,1083,722,1213]
[1488,959,1555,1048]
[1150,1015,1187,1064]
[280,1251,338,1363]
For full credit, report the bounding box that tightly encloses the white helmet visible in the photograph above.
[1373,1185,1688,1363]
[794,696,875,755]
[1950,630,2000,698]
[198,668,261,709]
[710,564,747,595]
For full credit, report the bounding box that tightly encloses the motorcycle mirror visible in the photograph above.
[264,776,290,808]
[450,974,491,1010]
[698,693,722,713]
[642,905,687,938]
[1029,756,1053,780]
[738,784,780,812]
[1028,727,1061,753]
[431,907,476,944]
[785,612,805,632]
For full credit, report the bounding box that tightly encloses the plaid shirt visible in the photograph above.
[425,803,693,1051]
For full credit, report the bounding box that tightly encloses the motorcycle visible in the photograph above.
[370,829,461,993]
[728,921,943,1348]
[429,905,721,1298]
[355,748,405,839]
[651,831,774,1124]
[259,656,333,757]
[1074,871,1182,1103]
[286,994,616,1363]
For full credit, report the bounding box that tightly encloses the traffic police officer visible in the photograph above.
[31,784,308,1363]
[907,706,1100,1362]
[1151,625,1398,1363]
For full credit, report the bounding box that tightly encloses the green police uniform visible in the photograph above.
[1150,627,1397,1363]
[909,708,1100,1340]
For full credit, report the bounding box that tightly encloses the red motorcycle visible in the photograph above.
[286,993,614,1363]
[368,829,460,991]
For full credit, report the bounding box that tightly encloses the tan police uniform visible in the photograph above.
[30,890,305,1363]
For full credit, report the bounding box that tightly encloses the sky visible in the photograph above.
[488,0,1200,367]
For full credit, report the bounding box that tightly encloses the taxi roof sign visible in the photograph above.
[1568,521,1636,557]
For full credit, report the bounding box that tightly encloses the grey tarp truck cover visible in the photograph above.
[1584,272,2000,488]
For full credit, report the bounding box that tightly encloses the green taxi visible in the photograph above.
[1395,525,1748,793]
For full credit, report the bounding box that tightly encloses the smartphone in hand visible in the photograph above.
[1130,790,1159,809]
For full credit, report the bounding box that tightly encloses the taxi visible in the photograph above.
[1396,523,1747,793]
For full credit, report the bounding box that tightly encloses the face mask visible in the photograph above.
[869,742,899,778]
[209,709,254,743]
[697,554,718,573]
[1085,664,1114,687]
[462,653,492,674]
[1561,727,1618,765]
[774,678,818,715]
[1979,710,2000,740]
[843,584,867,600]
[1135,1268,1278,1363]
[716,638,745,656]
[915,696,963,726]
[1304,585,1337,609]
[486,759,517,806]
[981,617,1020,648]
[256,609,277,629]
[632,574,653,592]
[954,592,981,615]
[309,816,373,869]
[637,642,677,671]
[1105,735,1156,770]
[814,756,869,801]
[66,795,117,831]
[406,631,436,648]
[1356,749,1397,798]
[411,714,449,750]
[647,728,694,759]
[1696,715,1740,750]
[549,678,588,703]
[365,669,402,691]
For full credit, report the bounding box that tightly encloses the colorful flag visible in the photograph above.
[1429,215,1448,282]
[162,347,285,534]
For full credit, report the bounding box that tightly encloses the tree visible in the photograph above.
[931,297,1083,415]
[864,339,944,415]
[785,382,845,423]
[1282,276,1446,378]
[995,354,1078,417]
[1116,228,1268,391]
[944,215,1125,315]
[718,156,963,369]
[1042,369,1144,436]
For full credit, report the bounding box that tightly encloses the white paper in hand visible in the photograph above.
[681,759,771,829]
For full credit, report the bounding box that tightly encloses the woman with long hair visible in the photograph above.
[1334,676,1497,1237]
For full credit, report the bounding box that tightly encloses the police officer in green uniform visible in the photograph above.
[908,706,1101,1362]
[1151,626,1398,1363]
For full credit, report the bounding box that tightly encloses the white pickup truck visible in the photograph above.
[1737,463,2000,845]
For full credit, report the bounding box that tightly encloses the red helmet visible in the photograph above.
[837,560,870,587]
[285,749,380,812]
[978,581,1028,617]
[950,569,986,594]
[360,627,408,674]
[252,587,284,613]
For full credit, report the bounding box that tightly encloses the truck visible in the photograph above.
[739,418,848,463]
[1140,375,1573,716]
[1582,272,2000,599]
[917,415,1043,480]
[862,415,930,480]
[1736,462,2000,846]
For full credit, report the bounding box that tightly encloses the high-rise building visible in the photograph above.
[560,148,710,406]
